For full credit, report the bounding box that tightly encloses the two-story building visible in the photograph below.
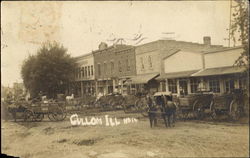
[73,53,95,97]
[127,37,225,94]
[93,42,136,95]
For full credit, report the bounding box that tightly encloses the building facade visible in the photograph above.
[93,43,136,95]
[73,53,95,97]
[159,46,247,96]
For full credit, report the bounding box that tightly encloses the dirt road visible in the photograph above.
[1,111,249,158]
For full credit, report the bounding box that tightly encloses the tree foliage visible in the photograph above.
[230,0,249,67]
[21,42,77,98]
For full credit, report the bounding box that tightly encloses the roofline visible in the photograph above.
[74,52,93,59]
[162,49,181,60]
[203,46,243,54]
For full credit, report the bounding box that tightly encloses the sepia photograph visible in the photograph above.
[1,0,249,158]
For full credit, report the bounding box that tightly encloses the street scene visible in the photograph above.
[1,1,249,158]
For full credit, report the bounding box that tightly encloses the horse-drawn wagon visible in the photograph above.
[122,92,148,116]
[7,99,67,122]
[95,93,125,111]
[210,89,246,121]
[175,91,213,120]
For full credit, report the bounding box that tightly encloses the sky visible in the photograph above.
[1,1,234,87]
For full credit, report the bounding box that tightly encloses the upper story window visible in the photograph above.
[81,67,84,78]
[104,62,107,74]
[148,56,152,68]
[97,64,101,76]
[85,66,88,77]
[110,61,114,74]
[126,58,130,71]
[78,68,81,78]
[140,57,144,69]
[209,79,220,93]
[88,66,90,76]
[91,65,94,76]
[118,61,122,72]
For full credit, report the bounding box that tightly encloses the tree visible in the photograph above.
[21,42,77,98]
[230,0,249,67]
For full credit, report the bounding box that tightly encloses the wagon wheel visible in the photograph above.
[193,100,205,120]
[24,109,34,122]
[229,100,240,121]
[209,101,217,120]
[48,113,56,121]
[52,107,67,121]
[135,99,148,117]
[182,110,189,120]
[108,100,117,110]
[33,113,44,122]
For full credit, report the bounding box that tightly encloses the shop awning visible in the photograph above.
[156,70,199,80]
[191,66,246,77]
[125,73,159,84]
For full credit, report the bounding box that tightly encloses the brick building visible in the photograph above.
[93,42,136,95]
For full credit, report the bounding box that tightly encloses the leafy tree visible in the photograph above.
[230,0,249,67]
[21,42,77,98]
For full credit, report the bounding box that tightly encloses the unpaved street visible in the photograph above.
[1,111,249,158]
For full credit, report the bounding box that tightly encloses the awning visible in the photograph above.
[156,70,199,80]
[191,66,246,77]
[125,73,159,84]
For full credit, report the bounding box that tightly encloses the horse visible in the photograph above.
[66,93,74,101]
[148,95,176,128]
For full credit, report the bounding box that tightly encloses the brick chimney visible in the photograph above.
[203,36,211,46]
[98,42,108,50]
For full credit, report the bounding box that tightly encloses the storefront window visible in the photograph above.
[209,79,220,93]
[190,78,199,93]
[225,79,235,93]
[168,79,177,93]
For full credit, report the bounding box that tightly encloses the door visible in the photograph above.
[179,79,188,96]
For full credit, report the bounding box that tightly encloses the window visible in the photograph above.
[168,79,177,93]
[98,64,101,76]
[239,78,246,89]
[148,56,152,68]
[118,61,122,72]
[126,58,130,71]
[104,63,107,74]
[110,61,114,74]
[209,79,220,93]
[140,57,144,69]
[83,67,85,77]
[190,78,200,93]
[225,79,235,93]
[91,65,93,76]
[78,68,80,78]
[88,66,90,76]
[85,66,88,77]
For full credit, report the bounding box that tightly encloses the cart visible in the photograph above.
[175,91,213,120]
[30,100,67,121]
[210,89,245,121]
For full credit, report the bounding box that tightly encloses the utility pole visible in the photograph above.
[228,0,232,47]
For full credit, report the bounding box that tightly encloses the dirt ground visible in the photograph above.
[1,110,249,158]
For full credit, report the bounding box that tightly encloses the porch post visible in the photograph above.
[177,79,180,95]
[165,79,169,93]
